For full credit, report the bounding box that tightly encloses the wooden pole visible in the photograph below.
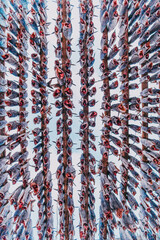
[121,9,129,206]
[0,29,5,160]
[141,81,148,163]
[18,22,29,188]
[83,12,89,240]
[62,0,69,238]
[101,24,110,240]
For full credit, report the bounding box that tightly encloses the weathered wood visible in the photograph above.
[0,25,5,160]
[101,25,109,240]
[62,0,69,238]
[121,9,129,203]
[141,81,148,163]
[83,12,89,240]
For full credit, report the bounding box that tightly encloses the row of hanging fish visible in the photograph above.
[138,0,160,239]
[78,0,97,239]
[53,0,75,239]
[99,0,124,239]
[0,0,33,239]
[119,0,141,239]
[0,0,159,239]
[29,0,54,239]
[0,1,12,239]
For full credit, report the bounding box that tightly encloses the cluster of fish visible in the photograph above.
[99,0,124,239]
[0,0,34,239]
[29,0,53,239]
[119,0,142,239]
[0,1,12,239]
[138,0,160,239]
[119,0,160,238]
[99,0,160,239]
[0,0,159,239]
[53,0,75,239]
[78,0,97,239]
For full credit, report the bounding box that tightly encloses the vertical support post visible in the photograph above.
[0,26,5,160]
[101,26,109,240]
[62,0,69,238]
[141,81,148,163]
[121,9,129,205]
[79,1,96,239]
